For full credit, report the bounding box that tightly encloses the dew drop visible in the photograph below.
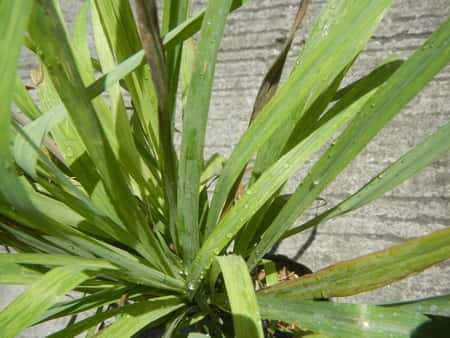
[321,23,330,37]
[243,203,249,209]
[187,282,195,291]
[312,179,320,186]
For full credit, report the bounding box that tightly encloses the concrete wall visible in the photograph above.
[2,0,449,336]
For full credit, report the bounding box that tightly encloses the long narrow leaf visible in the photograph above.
[380,294,450,317]
[0,266,89,338]
[258,226,450,299]
[215,255,264,338]
[284,120,450,238]
[258,296,431,338]
[0,0,32,209]
[0,253,118,270]
[161,0,190,119]
[177,0,234,265]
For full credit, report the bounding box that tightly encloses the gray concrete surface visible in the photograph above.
[1,0,449,336]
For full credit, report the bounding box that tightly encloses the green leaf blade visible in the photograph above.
[258,296,431,338]
[28,0,171,273]
[188,68,377,295]
[0,0,33,210]
[90,297,184,338]
[258,226,450,299]
[381,294,450,317]
[0,266,89,338]
[205,0,393,237]
[215,255,264,338]
[285,120,450,238]
[177,0,234,265]
[248,16,450,266]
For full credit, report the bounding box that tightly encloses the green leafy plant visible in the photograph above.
[0,0,449,337]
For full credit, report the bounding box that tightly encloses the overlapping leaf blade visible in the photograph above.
[93,0,160,150]
[134,0,179,244]
[187,62,384,295]
[236,56,403,254]
[177,0,234,265]
[36,284,130,323]
[28,0,174,273]
[247,16,450,268]
[251,0,350,176]
[0,266,89,338]
[205,0,392,236]
[2,0,449,336]
[48,296,184,338]
[95,297,184,338]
